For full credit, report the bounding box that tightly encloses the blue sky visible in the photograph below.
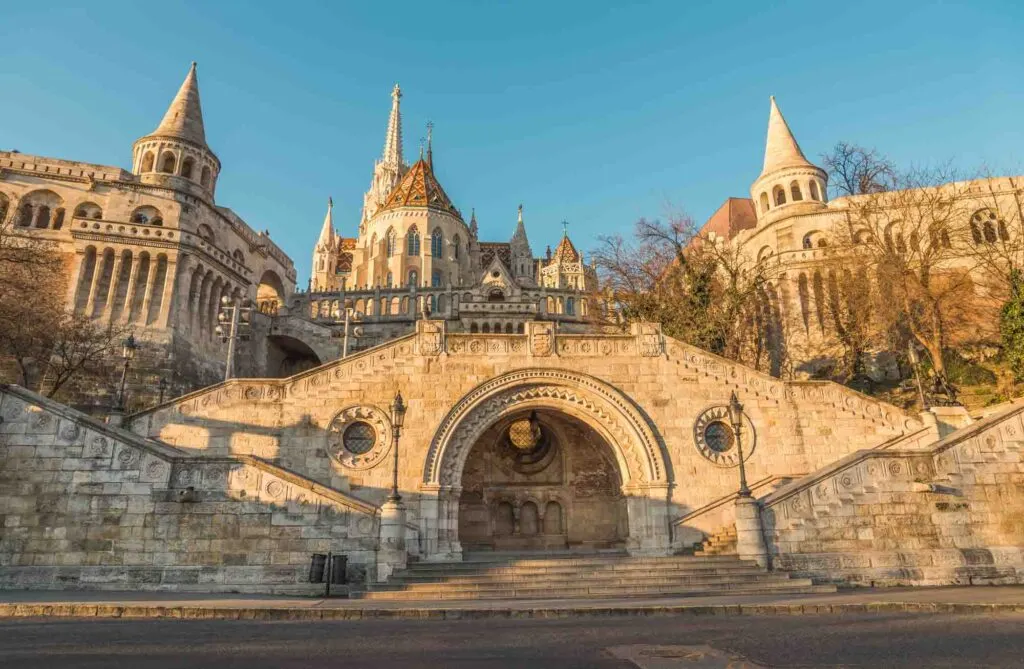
[2,1,1022,283]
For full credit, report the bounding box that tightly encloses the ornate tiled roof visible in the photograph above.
[550,234,580,264]
[339,237,357,251]
[479,242,511,268]
[378,158,460,219]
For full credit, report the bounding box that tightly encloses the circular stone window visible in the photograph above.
[693,405,756,468]
[342,421,376,455]
[326,406,393,470]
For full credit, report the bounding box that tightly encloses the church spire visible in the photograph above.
[511,203,529,245]
[152,62,208,147]
[760,96,813,177]
[317,197,335,248]
[382,84,403,167]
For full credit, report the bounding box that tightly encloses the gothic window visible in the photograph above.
[141,151,155,172]
[386,228,396,257]
[773,186,786,206]
[407,227,421,256]
[759,192,770,213]
[159,151,176,174]
[431,269,443,288]
[431,228,443,258]
[408,269,418,286]
[386,271,393,288]
[453,234,461,259]
[790,181,803,201]
[181,157,195,180]
[566,297,575,315]
[809,180,821,201]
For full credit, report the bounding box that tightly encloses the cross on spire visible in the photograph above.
[561,220,569,237]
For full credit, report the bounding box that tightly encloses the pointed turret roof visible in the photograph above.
[379,157,460,219]
[151,62,209,148]
[550,233,581,264]
[317,197,335,248]
[382,84,403,166]
[760,96,813,177]
[511,204,530,248]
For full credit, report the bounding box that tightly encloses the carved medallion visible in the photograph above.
[692,405,757,468]
[326,405,393,470]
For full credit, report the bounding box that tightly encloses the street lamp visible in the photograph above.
[342,306,363,358]
[115,333,137,411]
[728,391,751,498]
[215,296,252,382]
[388,391,407,502]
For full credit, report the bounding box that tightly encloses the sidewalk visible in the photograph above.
[2,586,1023,620]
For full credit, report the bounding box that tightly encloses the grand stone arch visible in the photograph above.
[419,368,674,561]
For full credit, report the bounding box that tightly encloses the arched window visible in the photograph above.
[385,228,396,257]
[482,323,491,333]
[181,157,195,180]
[759,192,770,213]
[74,202,103,220]
[232,249,245,264]
[566,297,575,315]
[406,227,421,256]
[431,228,443,258]
[757,246,773,262]
[386,271,393,288]
[971,209,1005,245]
[200,166,211,187]
[408,269,418,286]
[141,152,155,172]
[802,234,813,250]
[773,186,786,206]
[802,231,825,249]
[790,181,803,201]
[159,151,176,174]
[431,269,443,288]
[453,234,461,260]
[809,180,820,201]
[470,323,479,333]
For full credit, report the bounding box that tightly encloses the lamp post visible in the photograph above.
[388,390,406,502]
[157,377,168,405]
[215,296,252,382]
[728,391,750,498]
[115,333,137,412]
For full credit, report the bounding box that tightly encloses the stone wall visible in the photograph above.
[762,402,1024,585]
[129,321,923,559]
[0,385,380,593]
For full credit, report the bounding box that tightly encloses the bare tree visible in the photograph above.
[821,141,896,198]
[835,166,988,384]
[591,212,775,372]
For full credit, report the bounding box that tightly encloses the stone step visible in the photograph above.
[407,555,756,570]
[381,573,802,589]
[399,562,763,578]
[352,582,834,601]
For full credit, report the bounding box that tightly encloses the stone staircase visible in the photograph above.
[350,554,835,600]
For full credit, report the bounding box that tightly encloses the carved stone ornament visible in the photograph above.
[326,405,394,470]
[692,405,757,468]
[529,323,555,356]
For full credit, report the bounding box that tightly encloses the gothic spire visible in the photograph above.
[511,203,529,247]
[317,197,335,248]
[382,84,404,167]
[760,96,813,177]
[152,62,208,147]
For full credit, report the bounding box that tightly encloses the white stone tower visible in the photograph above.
[509,204,535,285]
[749,96,828,224]
[361,84,407,230]
[311,198,336,292]
[131,62,221,200]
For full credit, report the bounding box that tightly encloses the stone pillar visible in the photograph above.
[84,251,108,317]
[120,257,142,324]
[734,496,769,569]
[376,498,407,582]
[103,253,126,321]
[158,260,178,329]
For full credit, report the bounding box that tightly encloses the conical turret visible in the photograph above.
[750,96,827,222]
[132,62,220,198]
[317,197,335,249]
[510,204,534,284]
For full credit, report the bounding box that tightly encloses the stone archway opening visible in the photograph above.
[457,409,627,554]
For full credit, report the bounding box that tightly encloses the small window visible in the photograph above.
[408,269,418,286]
[809,181,820,201]
[790,181,803,201]
[431,229,443,258]
[432,269,443,288]
[773,186,786,206]
[386,271,393,288]
[141,152,155,172]
[201,165,212,187]
[386,229,396,257]
[159,151,176,174]
[759,192,770,213]
[181,157,195,180]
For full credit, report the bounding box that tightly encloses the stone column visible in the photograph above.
[734,496,769,569]
[120,257,142,324]
[376,498,407,582]
[157,259,179,329]
[140,264,157,327]
[102,253,126,321]
[84,251,108,317]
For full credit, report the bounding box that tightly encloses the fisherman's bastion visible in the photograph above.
[0,64,1021,598]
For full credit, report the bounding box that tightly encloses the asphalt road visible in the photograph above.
[1,612,1022,668]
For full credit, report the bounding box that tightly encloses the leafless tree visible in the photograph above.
[821,141,897,198]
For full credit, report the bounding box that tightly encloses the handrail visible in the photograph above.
[672,475,802,527]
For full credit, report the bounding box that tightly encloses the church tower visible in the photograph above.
[509,204,535,285]
[311,198,336,292]
[361,84,407,230]
[750,97,828,224]
[131,62,221,200]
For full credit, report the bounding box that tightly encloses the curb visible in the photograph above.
[1,601,1023,621]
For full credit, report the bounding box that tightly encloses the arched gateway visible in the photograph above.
[419,369,673,561]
